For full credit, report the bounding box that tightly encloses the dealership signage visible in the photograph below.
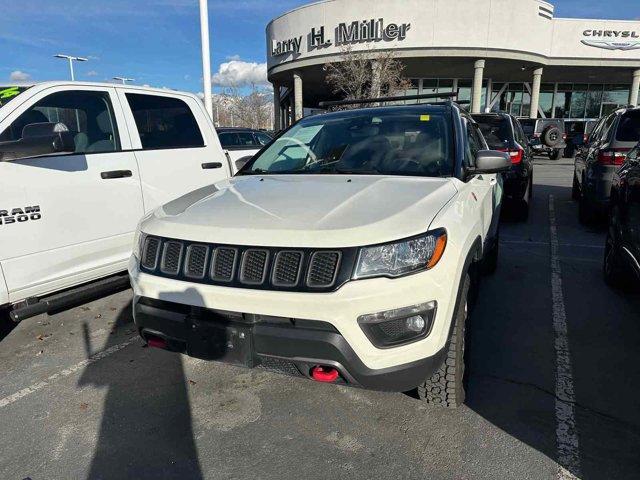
[271,18,411,57]
[582,29,640,50]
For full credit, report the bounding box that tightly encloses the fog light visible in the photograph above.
[405,315,426,333]
[358,301,437,349]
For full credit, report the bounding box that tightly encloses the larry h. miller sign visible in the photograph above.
[271,18,411,58]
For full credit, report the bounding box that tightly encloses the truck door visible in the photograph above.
[0,86,144,302]
[465,118,501,239]
[117,90,231,212]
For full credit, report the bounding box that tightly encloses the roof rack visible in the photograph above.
[318,92,459,109]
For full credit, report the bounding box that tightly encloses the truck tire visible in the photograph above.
[572,174,580,201]
[417,273,470,408]
[542,126,561,148]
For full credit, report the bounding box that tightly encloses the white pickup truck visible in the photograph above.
[0,82,233,321]
[129,95,510,407]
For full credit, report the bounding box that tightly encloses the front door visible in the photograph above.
[0,86,143,301]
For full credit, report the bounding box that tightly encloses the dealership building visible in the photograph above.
[266,0,640,128]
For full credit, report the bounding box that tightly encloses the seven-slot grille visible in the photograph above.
[140,236,346,291]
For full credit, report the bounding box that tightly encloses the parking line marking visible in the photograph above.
[0,336,139,410]
[549,195,582,480]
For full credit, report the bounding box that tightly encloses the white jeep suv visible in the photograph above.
[129,99,510,407]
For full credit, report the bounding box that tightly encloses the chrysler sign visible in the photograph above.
[582,29,640,50]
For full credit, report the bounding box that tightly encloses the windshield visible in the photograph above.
[0,86,31,108]
[474,116,511,150]
[240,108,453,177]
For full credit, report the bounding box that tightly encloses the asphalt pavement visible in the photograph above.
[1,158,639,480]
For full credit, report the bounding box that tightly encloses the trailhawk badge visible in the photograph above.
[0,206,42,226]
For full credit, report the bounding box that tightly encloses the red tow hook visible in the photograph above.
[311,365,340,383]
[147,336,168,350]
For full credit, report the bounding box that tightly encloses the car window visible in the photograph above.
[599,114,617,142]
[255,132,272,145]
[514,119,528,147]
[616,110,640,143]
[126,93,204,150]
[519,119,535,136]
[236,132,256,146]
[473,116,511,150]
[465,119,483,166]
[218,132,240,148]
[0,90,121,159]
[242,108,454,177]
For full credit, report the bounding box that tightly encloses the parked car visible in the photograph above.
[604,142,640,287]
[217,127,272,172]
[573,107,640,224]
[129,97,512,408]
[0,81,233,322]
[519,118,566,159]
[472,113,533,219]
[564,119,598,158]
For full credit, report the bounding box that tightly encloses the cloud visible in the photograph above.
[9,70,31,82]
[226,54,241,61]
[184,74,191,81]
[211,59,268,88]
[86,70,98,77]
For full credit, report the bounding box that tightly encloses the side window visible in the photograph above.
[598,115,617,143]
[126,93,204,150]
[514,119,527,147]
[464,119,483,167]
[236,132,256,147]
[0,90,120,157]
[255,132,272,146]
[218,132,239,148]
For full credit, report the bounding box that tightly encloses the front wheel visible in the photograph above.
[417,273,470,408]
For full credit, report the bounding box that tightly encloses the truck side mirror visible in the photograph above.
[472,150,511,174]
[0,122,75,161]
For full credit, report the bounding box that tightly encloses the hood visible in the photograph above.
[142,175,458,248]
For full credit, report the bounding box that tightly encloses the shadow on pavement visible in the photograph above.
[0,309,17,343]
[466,183,640,479]
[78,288,216,480]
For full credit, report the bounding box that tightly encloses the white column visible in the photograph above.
[199,0,213,119]
[530,67,543,119]
[629,69,640,107]
[471,60,485,114]
[293,71,303,121]
[273,83,281,131]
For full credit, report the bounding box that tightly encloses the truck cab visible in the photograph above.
[0,82,232,318]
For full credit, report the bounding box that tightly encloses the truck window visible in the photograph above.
[126,93,204,150]
[0,90,120,158]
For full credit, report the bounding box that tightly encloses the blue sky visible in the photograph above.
[0,0,638,94]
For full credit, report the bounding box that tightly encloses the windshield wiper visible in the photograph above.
[334,166,382,175]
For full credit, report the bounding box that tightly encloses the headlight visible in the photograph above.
[353,229,447,279]
[132,230,147,261]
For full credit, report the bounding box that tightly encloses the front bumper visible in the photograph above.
[134,296,445,392]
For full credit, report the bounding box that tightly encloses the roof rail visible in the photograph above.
[319,92,458,109]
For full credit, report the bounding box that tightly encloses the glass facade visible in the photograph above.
[399,78,632,119]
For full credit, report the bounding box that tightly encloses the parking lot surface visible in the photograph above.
[1,159,639,480]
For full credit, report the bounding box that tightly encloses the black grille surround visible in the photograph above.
[139,235,358,293]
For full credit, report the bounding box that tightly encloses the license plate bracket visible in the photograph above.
[186,316,254,367]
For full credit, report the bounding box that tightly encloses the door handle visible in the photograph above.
[202,162,222,170]
[101,170,132,179]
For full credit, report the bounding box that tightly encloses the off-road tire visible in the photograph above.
[603,215,635,289]
[542,125,562,148]
[417,273,470,408]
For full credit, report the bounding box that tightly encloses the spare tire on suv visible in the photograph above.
[542,125,562,148]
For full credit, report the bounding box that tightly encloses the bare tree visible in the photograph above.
[220,84,273,129]
[323,46,411,108]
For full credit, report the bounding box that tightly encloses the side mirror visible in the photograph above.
[235,155,253,173]
[472,150,511,174]
[0,122,75,161]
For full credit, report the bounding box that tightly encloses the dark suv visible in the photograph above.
[472,113,533,219]
[519,118,566,160]
[564,119,598,158]
[604,142,640,288]
[573,107,640,224]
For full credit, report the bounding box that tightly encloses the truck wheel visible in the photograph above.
[542,126,561,148]
[417,273,470,408]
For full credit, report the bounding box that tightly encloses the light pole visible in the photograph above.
[54,54,88,81]
[199,0,213,119]
[113,77,135,85]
